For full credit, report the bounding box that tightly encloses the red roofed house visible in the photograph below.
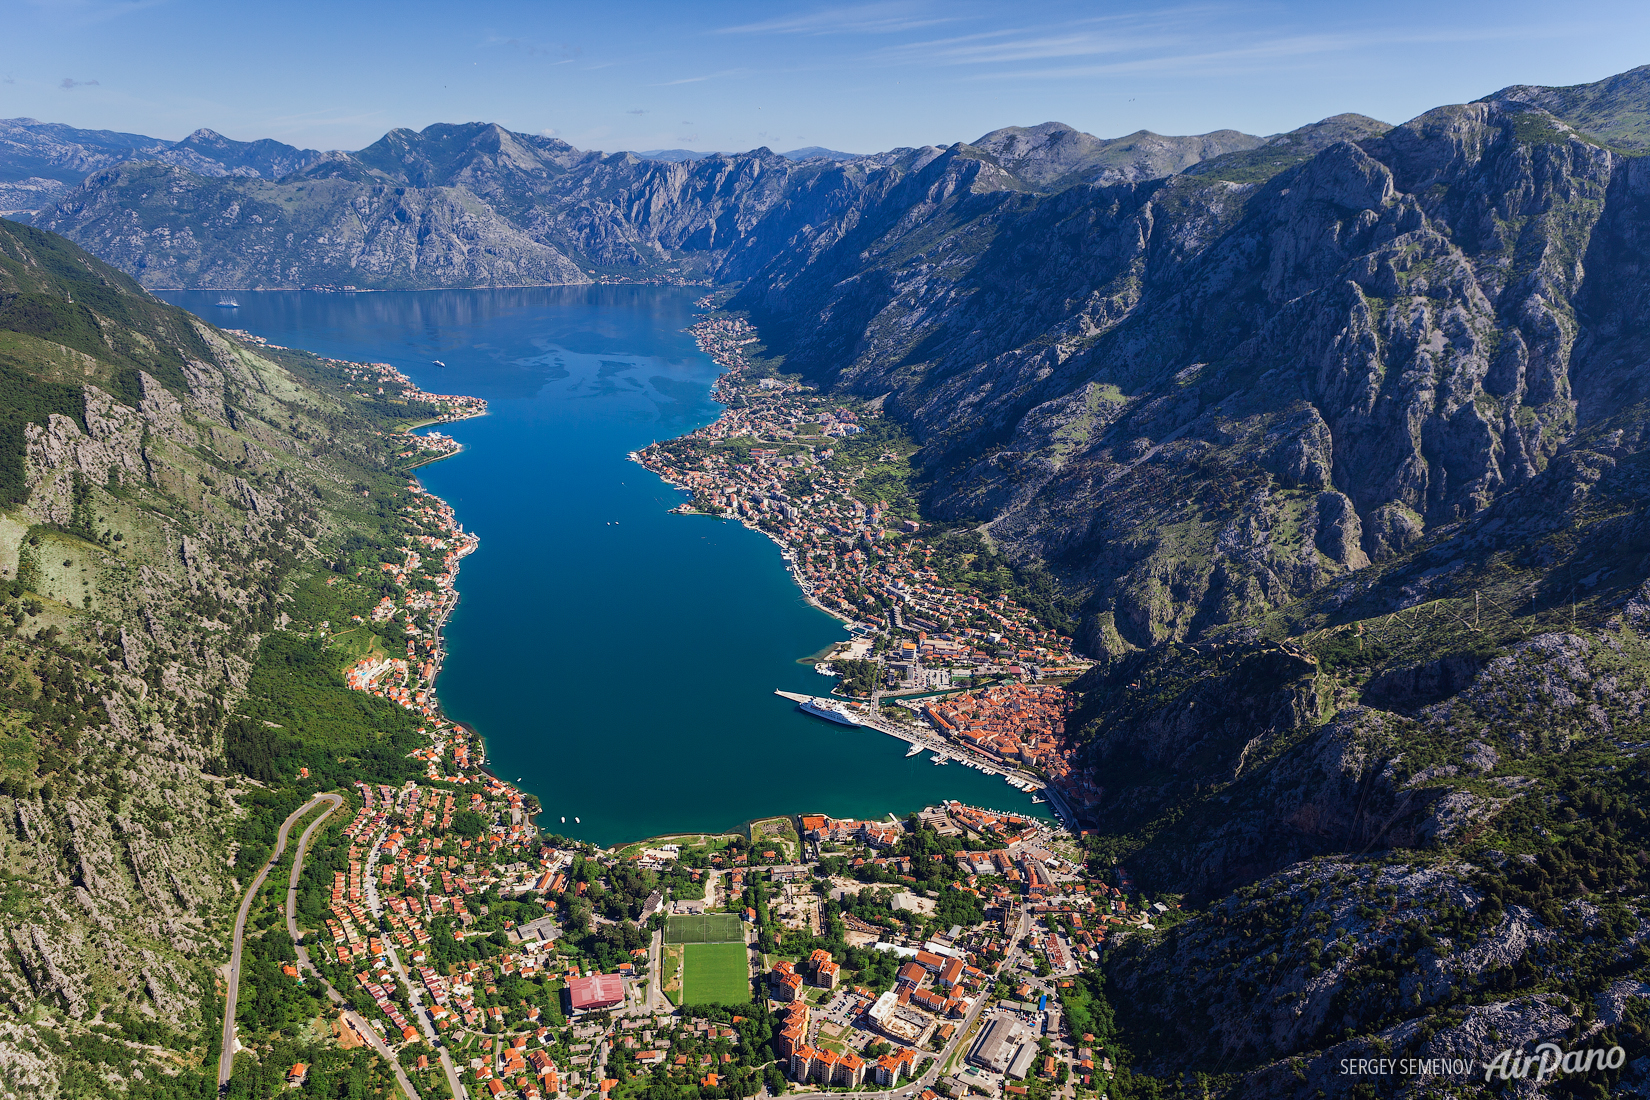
[816,959,840,989]
[811,1049,841,1085]
[836,1051,867,1087]
[566,973,626,1012]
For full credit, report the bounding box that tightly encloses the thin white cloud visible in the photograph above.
[717,1,955,36]
[966,23,1603,82]
[650,69,749,87]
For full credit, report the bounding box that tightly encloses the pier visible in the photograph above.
[776,690,1050,793]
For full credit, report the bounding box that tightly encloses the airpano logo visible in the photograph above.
[1483,1043,1626,1083]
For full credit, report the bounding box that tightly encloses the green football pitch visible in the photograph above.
[665,912,744,944]
[683,941,751,1005]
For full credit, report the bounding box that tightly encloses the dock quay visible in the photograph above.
[775,690,1049,793]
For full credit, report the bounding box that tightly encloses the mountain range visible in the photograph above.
[638,146,862,163]
[8,62,1650,1095]
[2,113,1322,290]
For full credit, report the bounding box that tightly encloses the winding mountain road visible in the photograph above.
[281,797,428,1100]
[218,792,342,1090]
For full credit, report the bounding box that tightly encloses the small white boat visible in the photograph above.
[904,744,923,757]
[216,295,239,308]
[434,360,446,367]
[561,817,565,823]
[575,817,581,824]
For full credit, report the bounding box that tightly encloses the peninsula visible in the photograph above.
[634,309,1100,822]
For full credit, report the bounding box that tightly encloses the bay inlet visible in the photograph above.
[159,286,1051,845]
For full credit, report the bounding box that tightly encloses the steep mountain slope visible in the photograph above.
[16,116,1283,288]
[1491,62,1650,152]
[0,119,321,186]
[0,220,464,1093]
[0,120,325,224]
[35,160,594,290]
[731,89,1647,665]
[1059,409,1650,1092]
[0,119,171,184]
[1181,112,1392,182]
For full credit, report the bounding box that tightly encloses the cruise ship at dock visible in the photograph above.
[775,690,865,727]
[800,697,864,726]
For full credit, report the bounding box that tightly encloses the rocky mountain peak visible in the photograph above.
[969,120,1264,189]
[1484,61,1650,151]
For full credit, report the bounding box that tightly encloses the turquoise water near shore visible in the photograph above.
[160,287,1050,845]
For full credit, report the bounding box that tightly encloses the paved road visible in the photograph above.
[270,792,426,1100]
[647,929,664,1012]
[358,795,468,1100]
[219,793,341,1090]
[811,908,1031,1100]
[339,1007,425,1100]
[387,941,468,1100]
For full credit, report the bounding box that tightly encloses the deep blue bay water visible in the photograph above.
[159,287,1049,845]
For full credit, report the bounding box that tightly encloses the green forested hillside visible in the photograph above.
[0,217,475,1096]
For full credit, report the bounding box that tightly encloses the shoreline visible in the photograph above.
[376,317,1068,851]
[627,311,1086,833]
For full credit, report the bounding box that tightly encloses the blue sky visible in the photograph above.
[4,0,1649,154]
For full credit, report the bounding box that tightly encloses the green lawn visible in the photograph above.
[665,912,744,944]
[682,942,751,1005]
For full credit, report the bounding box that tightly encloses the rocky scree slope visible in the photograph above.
[0,219,443,1096]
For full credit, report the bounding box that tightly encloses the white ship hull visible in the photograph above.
[799,698,864,727]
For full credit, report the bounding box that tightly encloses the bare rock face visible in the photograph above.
[1361,502,1425,561]
[23,385,147,524]
[20,74,1650,667]
[729,91,1640,654]
[1312,491,1368,571]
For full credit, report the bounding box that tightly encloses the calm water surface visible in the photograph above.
[160,287,1050,844]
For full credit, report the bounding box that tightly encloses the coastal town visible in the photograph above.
[279,756,1159,1100]
[269,478,1147,1100]
[338,482,479,719]
[231,323,1150,1100]
[632,313,1103,824]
